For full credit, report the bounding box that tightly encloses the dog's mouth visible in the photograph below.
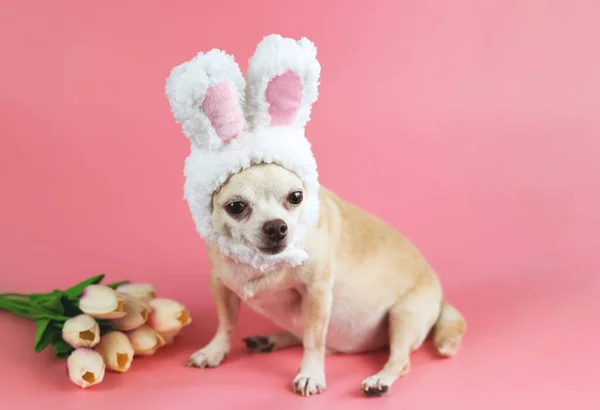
[258,244,287,255]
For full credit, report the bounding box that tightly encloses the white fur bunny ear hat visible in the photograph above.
[165,34,321,271]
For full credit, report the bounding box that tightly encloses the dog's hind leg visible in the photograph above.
[361,286,442,397]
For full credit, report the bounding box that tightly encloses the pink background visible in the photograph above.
[1,0,599,409]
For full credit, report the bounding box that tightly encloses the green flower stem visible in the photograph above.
[0,298,69,321]
[0,293,32,298]
[0,299,36,318]
[0,291,58,300]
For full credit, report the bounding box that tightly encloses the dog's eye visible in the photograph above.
[287,191,303,205]
[225,201,246,215]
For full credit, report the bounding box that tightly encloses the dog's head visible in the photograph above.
[211,163,307,255]
[165,34,322,270]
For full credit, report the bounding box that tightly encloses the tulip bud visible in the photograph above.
[62,314,100,348]
[95,331,134,372]
[159,329,179,345]
[110,295,151,331]
[127,325,166,356]
[79,285,126,319]
[147,298,192,334]
[67,348,105,389]
[116,283,156,302]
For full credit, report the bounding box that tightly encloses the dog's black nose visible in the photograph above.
[263,219,288,241]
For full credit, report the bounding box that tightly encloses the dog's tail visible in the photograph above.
[432,300,466,357]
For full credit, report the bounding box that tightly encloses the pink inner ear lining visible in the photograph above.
[202,82,243,143]
[266,71,302,126]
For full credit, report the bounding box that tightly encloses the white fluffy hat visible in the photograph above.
[165,34,321,271]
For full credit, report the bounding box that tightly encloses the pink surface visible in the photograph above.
[1,1,599,409]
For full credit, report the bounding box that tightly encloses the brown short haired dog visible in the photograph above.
[186,163,466,397]
[165,34,466,397]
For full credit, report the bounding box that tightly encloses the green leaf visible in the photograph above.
[34,319,58,353]
[105,280,130,290]
[64,274,105,301]
[52,339,74,359]
[37,295,64,314]
[34,290,63,302]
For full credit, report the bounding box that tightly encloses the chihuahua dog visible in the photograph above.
[165,34,466,397]
[185,162,466,397]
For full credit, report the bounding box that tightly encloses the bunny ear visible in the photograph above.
[245,35,321,131]
[165,50,246,149]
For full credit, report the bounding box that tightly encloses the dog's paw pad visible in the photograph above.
[243,336,275,353]
[293,374,326,397]
[361,375,393,397]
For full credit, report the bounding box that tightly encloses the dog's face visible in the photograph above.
[212,163,307,255]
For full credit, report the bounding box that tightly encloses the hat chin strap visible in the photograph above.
[214,234,309,272]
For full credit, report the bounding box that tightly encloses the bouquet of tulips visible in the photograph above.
[0,274,191,389]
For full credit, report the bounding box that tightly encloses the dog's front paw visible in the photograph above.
[293,370,326,397]
[361,374,394,397]
[186,345,228,368]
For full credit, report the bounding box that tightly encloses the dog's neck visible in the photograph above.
[213,239,308,301]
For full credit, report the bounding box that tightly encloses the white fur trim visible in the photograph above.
[245,34,320,131]
[165,49,246,150]
[183,127,319,271]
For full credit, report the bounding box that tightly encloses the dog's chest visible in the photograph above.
[217,264,305,328]
[217,263,298,299]
[216,262,389,353]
